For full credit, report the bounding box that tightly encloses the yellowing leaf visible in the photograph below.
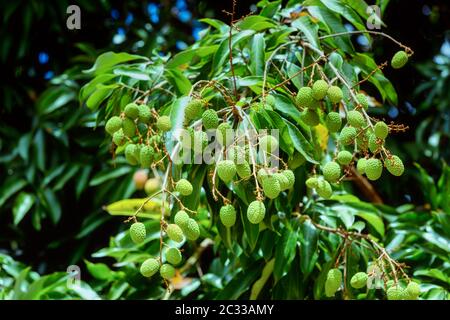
[315,124,329,151]
[104,198,168,219]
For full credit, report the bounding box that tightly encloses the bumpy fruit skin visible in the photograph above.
[105,116,122,135]
[374,121,389,139]
[356,93,369,110]
[145,177,160,195]
[301,109,320,126]
[339,127,357,145]
[325,268,342,297]
[227,145,246,164]
[122,117,136,137]
[262,175,281,199]
[183,218,200,240]
[193,130,208,154]
[140,145,154,168]
[405,282,420,300]
[350,272,368,289]
[368,133,380,153]
[160,264,176,279]
[316,179,333,199]
[337,151,353,165]
[174,210,190,228]
[327,86,343,104]
[157,116,172,132]
[124,103,139,119]
[323,161,341,183]
[247,200,266,224]
[288,152,305,169]
[217,160,237,183]
[387,286,403,300]
[176,179,193,196]
[365,158,383,181]
[282,170,295,189]
[125,144,139,165]
[130,222,146,244]
[296,87,314,108]
[312,79,329,100]
[202,109,219,129]
[220,205,237,227]
[236,161,252,179]
[185,99,204,120]
[165,247,182,266]
[347,110,366,128]
[137,104,151,123]
[166,224,184,243]
[140,258,159,277]
[216,123,233,146]
[325,112,342,133]
[274,173,289,191]
[259,135,279,154]
[391,51,408,69]
[356,158,367,175]
[306,177,319,189]
[112,129,126,146]
[257,168,270,184]
[385,155,404,176]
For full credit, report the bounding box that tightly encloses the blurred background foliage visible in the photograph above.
[0,0,449,299]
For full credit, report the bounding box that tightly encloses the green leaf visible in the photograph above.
[89,166,132,186]
[37,86,76,115]
[250,258,275,300]
[355,211,385,237]
[13,192,35,225]
[237,15,277,31]
[285,120,318,163]
[85,260,117,281]
[299,220,319,277]
[84,51,147,75]
[86,84,117,111]
[165,68,192,95]
[42,189,61,224]
[273,227,298,281]
[291,15,320,49]
[0,178,27,207]
[319,0,366,31]
[250,33,266,76]
[113,66,150,81]
[167,45,219,68]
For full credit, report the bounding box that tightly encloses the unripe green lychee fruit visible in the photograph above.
[125,143,139,165]
[337,150,353,165]
[193,130,208,154]
[387,286,403,300]
[405,282,420,300]
[274,173,289,191]
[368,133,380,153]
[183,218,200,240]
[216,122,233,146]
[391,51,408,69]
[137,104,151,123]
[323,161,341,183]
[166,224,184,243]
[259,135,279,154]
[312,79,329,100]
[325,268,342,297]
[176,179,193,196]
[288,152,305,169]
[316,179,333,199]
[296,87,314,108]
[236,161,252,179]
[140,258,159,277]
[122,117,136,137]
[165,247,182,266]
[145,177,160,195]
[350,272,368,289]
[157,115,172,132]
[306,177,319,189]
[247,200,266,224]
[185,99,204,120]
[356,93,369,110]
[220,205,236,227]
[385,155,404,176]
[257,168,270,184]
[325,112,342,133]
[160,264,176,279]
[202,109,219,129]
[262,175,281,199]
[301,109,320,126]
[356,158,367,175]
[282,170,295,189]
[174,210,190,228]
[140,145,154,168]
[105,116,122,135]
[227,145,246,164]
[374,121,389,139]
[339,127,357,145]
[347,110,366,128]
[365,158,383,181]
[124,103,139,119]
[327,86,343,104]
[130,222,146,244]
[112,129,126,146]
[217,160,236,183]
